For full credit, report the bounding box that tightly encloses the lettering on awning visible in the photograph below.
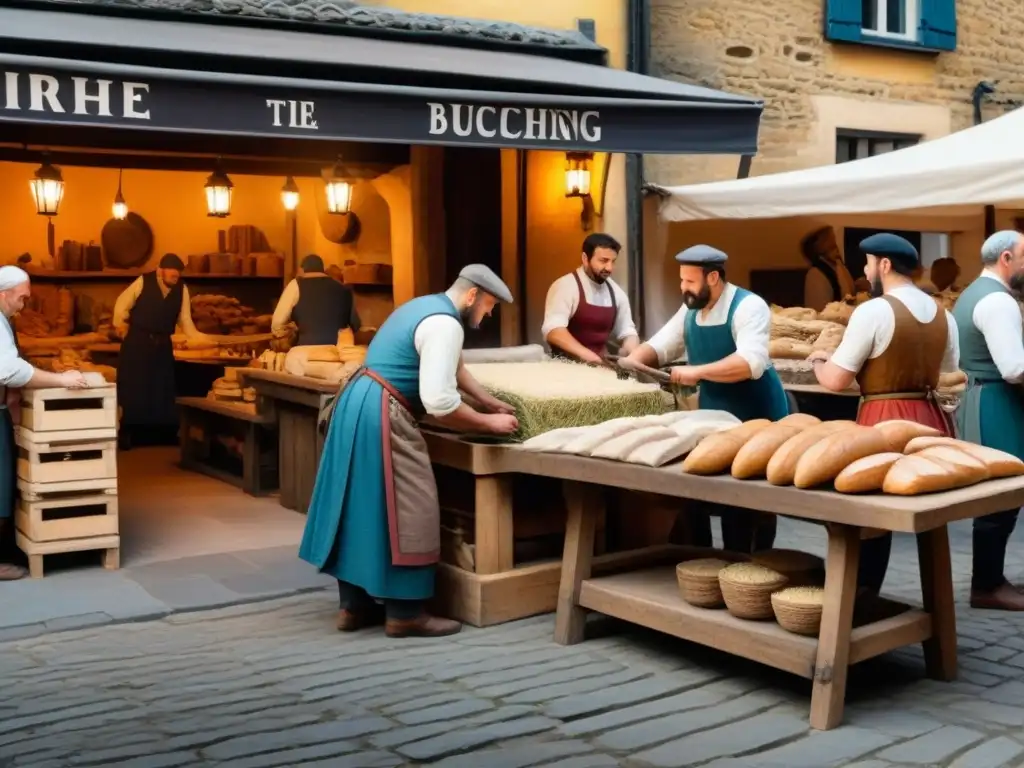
[2,71,150,120]
[427,103,601,143]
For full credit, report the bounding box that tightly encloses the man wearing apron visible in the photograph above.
[809,234,959,595]
[542,233,639,364]
[954,230,1024,610]
[271,254,361,346]
[300,265,518,638]
[624,245,787,553]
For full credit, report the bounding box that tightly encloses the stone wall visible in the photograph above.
[647,0,1024,185]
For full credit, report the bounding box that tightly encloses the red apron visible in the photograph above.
[564,271,617,357]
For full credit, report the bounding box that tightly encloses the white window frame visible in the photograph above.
[861,0,919,42]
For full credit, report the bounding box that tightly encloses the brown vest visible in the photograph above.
[856,295,947,397]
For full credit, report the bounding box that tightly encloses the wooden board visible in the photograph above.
[18,476,118,501]
[20,386,117,432]
[15,531,119,578]
[17,493,118,542]
[16,436,117,485]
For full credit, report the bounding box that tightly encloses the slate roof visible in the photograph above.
[17,0,603,51]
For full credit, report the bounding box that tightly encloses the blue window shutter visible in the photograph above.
[919,0,957,51]
[824,0,863,42]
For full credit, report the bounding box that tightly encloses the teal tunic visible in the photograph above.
[685,287,790,421]
[298,293,461,600]
[953,276,1024,459]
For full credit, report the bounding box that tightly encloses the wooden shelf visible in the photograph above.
[25,270,282,282]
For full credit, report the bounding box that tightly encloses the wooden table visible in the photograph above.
[426,438,1024,730]
[239,370,337,514]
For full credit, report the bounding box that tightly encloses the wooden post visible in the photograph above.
[474,476,513,574]
[917,525,958,681]
[554,480,602,645]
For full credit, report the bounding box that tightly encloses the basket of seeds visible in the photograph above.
[751,549,825,588]
[718,562,789,620]
[771,586,825,636]
[676,558,732,608]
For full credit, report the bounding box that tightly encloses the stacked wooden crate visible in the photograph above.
[14,382,119,578]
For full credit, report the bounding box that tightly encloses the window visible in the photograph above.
[835,129,920,163]
[824,0,956,52]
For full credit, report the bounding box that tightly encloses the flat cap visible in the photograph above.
[674,244,728,265]
[859,233,919,268]
[300,254,325,273]
[159,253,184,271]
[459,264,514,303]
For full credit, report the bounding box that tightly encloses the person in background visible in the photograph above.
[0,266,88,580]
[542,233,639,364]
[113,253,211,450]
[271,254,361,346]
[300,265,518,638]
[953,230,1024,610]
[802,226,856,312]
[809,233,958,596]
[624,245,788,553]
[927,257,961,293]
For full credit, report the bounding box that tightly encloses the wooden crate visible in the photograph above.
[18,476,118,501]
[20,385,116,432]
[15,530,119,579]
[16,493,118,543]
[16,427,117,485]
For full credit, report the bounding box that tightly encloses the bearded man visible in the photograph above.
[624,245,788,553]
[299,265,519,638]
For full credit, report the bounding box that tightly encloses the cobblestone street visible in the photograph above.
[5,517,1024,768]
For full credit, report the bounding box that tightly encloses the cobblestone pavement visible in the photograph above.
[5,517,1024,768]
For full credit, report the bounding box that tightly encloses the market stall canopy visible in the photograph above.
[654,106,1024,222]
[0,6,764,155]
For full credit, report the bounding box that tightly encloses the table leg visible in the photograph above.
[810,523,861,730]
[241,422,257,496]
[917,525,957,681]
[554,481,601,645]
[178,410,194,467]
[474,476,513,575]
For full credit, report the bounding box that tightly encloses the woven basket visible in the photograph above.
[772,586,825,636]
[751,549,825,588]
[719,563,789,620]
[676,558,731,608]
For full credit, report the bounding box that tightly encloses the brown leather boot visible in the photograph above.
[970,582,1024,611]
[384,614,462,638]
[336,606,385,632]
[0,563,26,581]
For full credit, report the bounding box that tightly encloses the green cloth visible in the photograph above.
[953,276,1005,382]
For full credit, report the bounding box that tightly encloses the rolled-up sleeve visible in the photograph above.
[414,315,464,416]
[0,324,33,388]
[541,275,577,339]
[730,295,771,380]
[941,309,960,374]
[610,281,638,341]
[646,305,688,366]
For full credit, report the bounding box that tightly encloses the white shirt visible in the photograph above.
[972,269,1024,383]
[414,289,465,417]
[804,261,856,312]
[271,277,361,333]
[112,276,206,339]
[645,283,771,379]
[0,314,34,389]
[830,284,959,375]
[541,268,638,342]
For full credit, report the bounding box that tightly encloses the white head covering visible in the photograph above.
[0,266,29,292]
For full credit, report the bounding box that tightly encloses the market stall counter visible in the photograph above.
[419,431,1024,731]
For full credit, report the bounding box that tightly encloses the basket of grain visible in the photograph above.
[771,586,824,636]
[751,549,825,587]
[676,558,731,608]
[718,563,788,620]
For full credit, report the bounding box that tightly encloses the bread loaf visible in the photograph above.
[773,306,818,321]
[766,421,858,485]
[794,426,891,489]
[953,443,1024,478]
[873,420,943,452]
[916,446,990,484]
[591,426,678,461]
[731,423,805,479]
[682,419,772,475]
[904,436,960,454]
[778,413,821,428]
[883,455,962,495]
[834,452,904,494]
[629,435,698,467]
[769,339,813,360]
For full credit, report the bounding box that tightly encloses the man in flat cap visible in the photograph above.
[271,254,361,347]
[113,253,211,449]
[301,265,518,638]
[542,233,639,365]
[624,244,788,553]
[809,233,959,597]
[953,230,1024,610]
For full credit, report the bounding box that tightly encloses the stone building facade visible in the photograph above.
[646,0,1024,186]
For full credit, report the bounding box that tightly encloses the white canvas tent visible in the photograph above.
[655,106,1024,223]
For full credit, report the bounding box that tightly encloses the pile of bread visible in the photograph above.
[191,293,273,336]
[682,415,1024,495]
[208,368,256,403]
[769,306,848,361]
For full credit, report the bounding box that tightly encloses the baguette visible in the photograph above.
[882,455,963,495]
[873,420,943,452]
[731,422,805,479]
[904,436,960,454]
[916,446,990,484]
[766,420,858,485]
[834,452,906,494]
[681,419,772,475]
[953,443,1024,478]
[794,426,891,489]
[769,339,813,360]
[778,413,821,428]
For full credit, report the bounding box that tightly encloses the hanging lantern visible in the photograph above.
[324,159,353,215]
[204,160,233,218]
[29,154,65,216]
[112,169,128,220]
[564,152,593,198]
[281,176,300,211]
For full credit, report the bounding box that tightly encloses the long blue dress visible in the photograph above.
[298,293,461,601]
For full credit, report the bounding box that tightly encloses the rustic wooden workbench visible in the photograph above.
[423,436,1024,731]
